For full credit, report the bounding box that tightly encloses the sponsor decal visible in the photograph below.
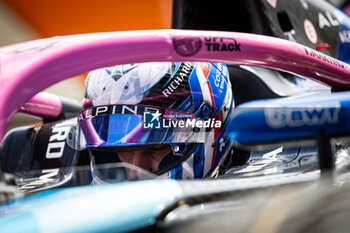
[304,47,349,70]
[45,122,70,159]
[143,111,221,129]
[19,169,60,191]
[78,105,159,120]
[304,19,318,44]
[319,12,339,29]
[266,0,277,8]
[236,147,284,173]
[162,62,193,97]
[204,37,241,52]
[218,135,229,153]
[265,103,341,129]
[214,68,226,94]
[173,36,202,56]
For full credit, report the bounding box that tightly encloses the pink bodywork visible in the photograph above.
[1,29,350,143]
[19,92,62,119]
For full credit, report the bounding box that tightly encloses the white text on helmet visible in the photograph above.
[162,62,193,97]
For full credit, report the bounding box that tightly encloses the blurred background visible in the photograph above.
[0,0,172,129]
[0,0,171,45]
[0,0,172,99]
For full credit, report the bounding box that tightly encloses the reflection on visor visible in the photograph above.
[90,144,189,181]
[90,162,157,184]
[77,104,207,149]
[14,162,159,193]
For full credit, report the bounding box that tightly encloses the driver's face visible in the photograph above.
[117,145,171,178]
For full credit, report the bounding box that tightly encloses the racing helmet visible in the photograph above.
[77,62,234,181]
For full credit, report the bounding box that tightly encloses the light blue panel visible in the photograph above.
[0,180,183,233]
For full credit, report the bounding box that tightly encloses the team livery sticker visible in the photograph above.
[264,103,341,129]
[304,47,350,70]
[304,19,318,44]
[78,105,159,120]
[162,62,193,97]
[318,11,339,29]
[172,36,241,56]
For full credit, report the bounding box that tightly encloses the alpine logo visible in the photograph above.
[78,105,159,120]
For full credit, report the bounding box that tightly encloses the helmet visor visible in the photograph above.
[76,104,206,149]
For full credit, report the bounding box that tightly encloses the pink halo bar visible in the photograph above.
[344,3,350,17]
[19,92,62,119]
[1,29,350,143]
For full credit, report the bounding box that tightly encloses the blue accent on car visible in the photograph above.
[193,144,204,178]
[335,8,350,62]
[175,164,183,179]
[0,180,183,233]
[229,91,350,145]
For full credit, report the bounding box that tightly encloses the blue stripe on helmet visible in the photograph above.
[192,144,205,178]
[162,62,181,88]
[206,63,228,116]
[189,63,203,112]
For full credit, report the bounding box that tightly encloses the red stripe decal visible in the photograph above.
[200,62,209,78]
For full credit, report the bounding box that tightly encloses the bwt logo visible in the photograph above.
[143,111,161,129]
[264,103,341,129]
